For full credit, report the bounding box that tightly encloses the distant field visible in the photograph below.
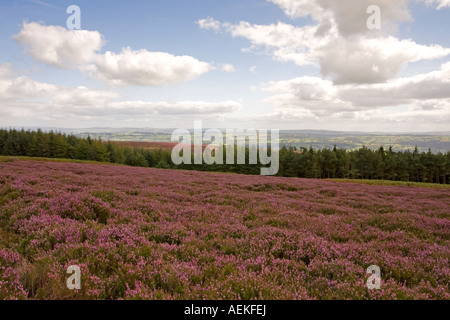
[281,132,450,153]
[0,159,448,300]
[110,141,210,152]
[111,141,178,151]
[68,128,450,153]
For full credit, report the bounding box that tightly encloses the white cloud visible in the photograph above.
[6,3,450,131]
[267,0,323,20]
[249,66,257,73]
[51,87,120,107]
[14,22,104,68]
[224,102,450,132]
[224,20,320,66]
[0,70,241,125]
[318,36,450,84]
[91,47,211,87]
[420,0,450,9]
[0,75,57,101]
[338,62,450,107]
[197,17,222,31]
[219,64,236,73]
[14,22,211,86]
[268,0,413,36]
[0,74,121,119]
[199,1,450,84]
[222,0,450,130]
[259,62,450,117]
[261,77,354,116]
[108,100,241,115]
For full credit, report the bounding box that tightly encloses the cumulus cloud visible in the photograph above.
[338,62,450,107]
[0,75,57,101]
[90,48,211,87]
[269,0,450,33]
[241,0,450,129]
[261,77,354,116]
[14,22,211,86]
[0,70,241,125]
[259,62,450,117]
[0,74,121,119]
[318,37,450,84]
[199,1,450,84]
[202,19,321,66]
[14,22,104,68]
[268,0,412,36]
[197,17,222,31]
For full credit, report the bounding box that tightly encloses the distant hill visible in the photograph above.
[279,130,450,153]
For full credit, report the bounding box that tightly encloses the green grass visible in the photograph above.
[0,156,122,166]
[328,178,450,189]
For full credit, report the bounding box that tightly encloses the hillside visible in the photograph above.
[0,158,449,300]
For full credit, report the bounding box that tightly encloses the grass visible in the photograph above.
[0,156,122,166]
[328,178,450,189]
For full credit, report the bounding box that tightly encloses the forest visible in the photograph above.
[1,129,449,184]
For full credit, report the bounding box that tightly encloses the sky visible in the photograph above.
[0,0,449,132]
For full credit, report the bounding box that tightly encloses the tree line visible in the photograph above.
[277,145,450,184]
[0,129,169,168]
[1,129,449,184]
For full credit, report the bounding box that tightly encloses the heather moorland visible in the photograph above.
[0,158,448,300]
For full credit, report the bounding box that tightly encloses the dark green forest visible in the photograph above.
[1,129,449,184]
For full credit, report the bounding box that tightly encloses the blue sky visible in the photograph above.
[0,0,449,131]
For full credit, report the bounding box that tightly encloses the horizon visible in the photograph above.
[2,125,450,136]
[0,0,449,131]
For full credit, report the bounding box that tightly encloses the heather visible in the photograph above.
[0,158,449,300]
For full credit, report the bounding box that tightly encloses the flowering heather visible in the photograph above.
[0,158,449,300]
